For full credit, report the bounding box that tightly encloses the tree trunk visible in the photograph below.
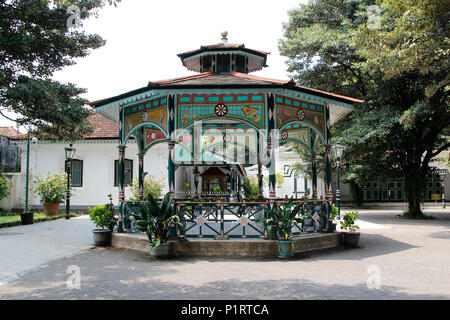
[403,169,427,218]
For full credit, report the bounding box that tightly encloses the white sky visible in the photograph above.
[3,0,306,130]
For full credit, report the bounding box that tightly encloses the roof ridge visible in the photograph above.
[229,72,294,85]
[148,71,215,86]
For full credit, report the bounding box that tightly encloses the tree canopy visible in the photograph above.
[0,0,119,140]
[279,0,450,217]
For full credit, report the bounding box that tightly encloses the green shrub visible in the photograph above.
[32,173,68,204]
[0,170,12,201]
[89,205,114,229]
[212,185,222,194]
[242,176,259,200]
[130,174,165,200]
[340,211,360,232]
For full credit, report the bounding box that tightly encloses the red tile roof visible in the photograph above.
[0,126,22,138]
[85,112,118,139]
[9,113,119,140]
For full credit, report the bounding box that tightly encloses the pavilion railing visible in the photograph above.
[119,199,333,238]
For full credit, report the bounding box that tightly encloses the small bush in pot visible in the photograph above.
[89,204,115,246]
[33,173,68,216]
[340,211,360,247]
[262,198,306,258]
[129,192,183,258]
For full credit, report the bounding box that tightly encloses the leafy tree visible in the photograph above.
[242,176,259,200]
[0,170,12,200]
[0,0,119,141]
[130,174,165,201]
[280,0,449,218]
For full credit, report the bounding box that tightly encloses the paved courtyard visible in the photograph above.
[0,207,449,300]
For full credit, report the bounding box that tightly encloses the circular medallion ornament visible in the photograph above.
[281,130,289,140]
[239,216,249,226]
[215,104,228,117]
[223,133,232,143]
[195,216,206,226]
[141,112,149,122]
[297,109,305,121]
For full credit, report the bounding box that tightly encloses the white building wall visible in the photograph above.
[0,140,171,210]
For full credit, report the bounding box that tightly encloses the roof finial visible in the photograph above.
[221,31,228,44]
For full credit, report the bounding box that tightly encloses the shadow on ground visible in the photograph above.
[0,242,442,300]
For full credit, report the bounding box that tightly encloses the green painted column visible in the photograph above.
[257,131,263,199]
[324,103,333,202]
[117,102,126,233]
[24,135,30,213]
[168,140,175,194]
[311,152,318,198]
[137,127,145,201]
[266,92,276,199]
[325,145,333,201]
[117,145,126,232]
[167,95,175,195]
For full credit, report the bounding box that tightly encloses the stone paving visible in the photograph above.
[0,208,449,299]
[0,215,95,285]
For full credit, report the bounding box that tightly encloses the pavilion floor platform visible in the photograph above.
[111,232,341,258]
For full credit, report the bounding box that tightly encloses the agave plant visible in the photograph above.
[262,198,306,240]
[129,192,182,250]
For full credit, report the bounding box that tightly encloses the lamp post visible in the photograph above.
[301,162,308,198]
[331,144,345,220]
[25,135,38,213]
[64,143,76,219]
[438,169,447,209]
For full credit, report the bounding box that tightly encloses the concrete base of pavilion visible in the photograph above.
[111,232,341,258]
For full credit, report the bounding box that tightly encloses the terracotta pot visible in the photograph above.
[43,203,60,216]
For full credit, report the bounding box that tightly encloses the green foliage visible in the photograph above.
[340,211,360,233]
[184,183,190,195]
[129,192,182,250]
[212,185,222,194]
[242,176,259,200]
[280,0,450,218]
[130,174,165,201]
[262,198,306,240]
[0,0,117,140]
[105,194,117,231]
[0,170,12,201]
[32,173,68,204]
[331,203,338,220]
[89,205,114,230]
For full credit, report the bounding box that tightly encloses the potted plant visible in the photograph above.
[33,173,68,216]
[340,211,360,247]
[130,192,183,258]
[89,203,116,246]
[262,198,305,258]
